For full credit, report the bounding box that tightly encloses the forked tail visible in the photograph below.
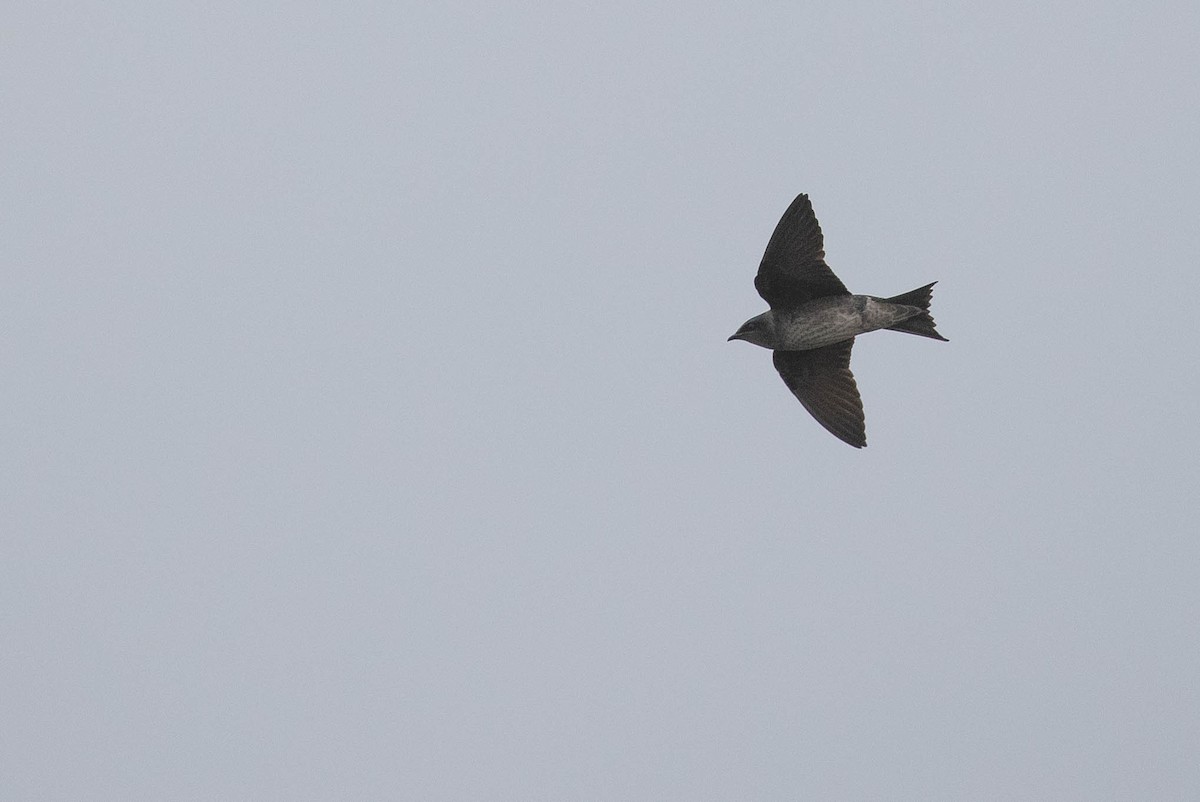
[885,282,948,341]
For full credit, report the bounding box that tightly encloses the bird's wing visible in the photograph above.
[755,194,850,308]
[773,340,866,448]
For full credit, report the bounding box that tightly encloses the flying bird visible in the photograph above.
[728,193,947,448]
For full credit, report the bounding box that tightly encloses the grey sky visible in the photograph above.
[4,1,1199,798]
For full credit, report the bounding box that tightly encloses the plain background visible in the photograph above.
[5,1,1199,798]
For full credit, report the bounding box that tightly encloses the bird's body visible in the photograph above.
[728,194,947,447]
[740,295,927,351]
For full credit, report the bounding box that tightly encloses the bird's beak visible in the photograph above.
[727,332,741,342]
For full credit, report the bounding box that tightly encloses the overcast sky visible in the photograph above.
[5,1,1200,798]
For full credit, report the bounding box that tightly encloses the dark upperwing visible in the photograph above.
[755,193,850,309]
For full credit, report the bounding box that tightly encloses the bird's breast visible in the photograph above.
[777,295,917,350]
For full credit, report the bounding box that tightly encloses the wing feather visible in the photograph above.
[772,340,866,448]
[755,194,850,308]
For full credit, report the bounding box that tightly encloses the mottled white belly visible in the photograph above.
[778,296,919,350]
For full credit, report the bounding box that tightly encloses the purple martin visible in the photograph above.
[728,193,947,448]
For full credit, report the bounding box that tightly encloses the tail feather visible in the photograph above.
[884,281,948,341]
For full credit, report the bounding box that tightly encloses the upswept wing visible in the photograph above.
[772,340,866,448]
[755,193,850,308]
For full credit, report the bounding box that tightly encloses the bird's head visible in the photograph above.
[727,311,776,349]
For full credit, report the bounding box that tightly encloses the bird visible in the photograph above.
[728,193,947,448]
